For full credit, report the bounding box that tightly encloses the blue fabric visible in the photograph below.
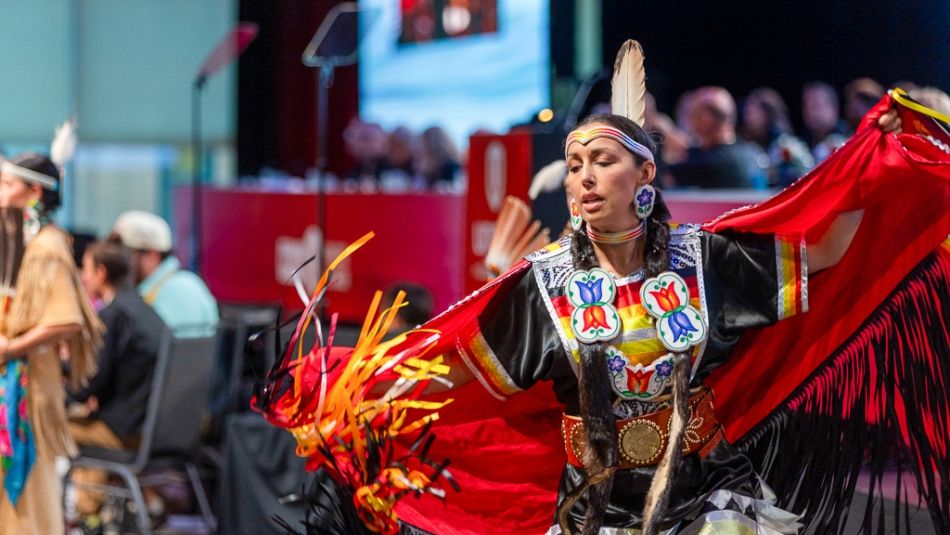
[138,256,218,337]
[0,360,36,506]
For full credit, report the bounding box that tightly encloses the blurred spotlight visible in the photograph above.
[443,5,471,35]
[537,108,555,123]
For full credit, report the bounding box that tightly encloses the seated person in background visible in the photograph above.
[417,126,462,189]
[802,81,849,162]
[343,118,389,186]
[668,86,768,188]
[741,87,814,188]
[383,127,418,177]
[111,210,218,337]
[843,77,885,132]
[909,86,950,116]
[644,91,689,173]
[68,241,167,516]
[382,282,434,339]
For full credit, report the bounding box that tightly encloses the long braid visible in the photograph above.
[566,227,618,535]
[557,195,672,534]
[556,113,673,534]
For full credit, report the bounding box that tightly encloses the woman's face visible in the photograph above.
[565,124,655,232]
[0,172,40,209]
[80,251,107,297]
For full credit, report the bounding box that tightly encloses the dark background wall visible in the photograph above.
[599,0,950,129]
[238,0,950,177]
[238,0,359,178]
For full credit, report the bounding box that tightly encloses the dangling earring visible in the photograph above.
[23,199,43,243]
[634,184,655,220]
[569,197,583,231]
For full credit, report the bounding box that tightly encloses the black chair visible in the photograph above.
[64,330,220,534]
[222,305,279,415]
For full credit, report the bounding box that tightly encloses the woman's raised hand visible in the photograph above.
[877,108,902,134]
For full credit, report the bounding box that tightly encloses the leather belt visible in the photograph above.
[562,388,723,469]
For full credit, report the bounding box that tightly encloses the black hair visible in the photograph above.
[6,152,61,215]
[86,240,132,287]
[560,113,671,533]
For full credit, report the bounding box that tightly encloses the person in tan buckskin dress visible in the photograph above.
[0,153,102,535]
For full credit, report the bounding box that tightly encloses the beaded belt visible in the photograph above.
[561,388,723,469]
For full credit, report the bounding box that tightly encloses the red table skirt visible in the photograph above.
[174,186,767,323]
[174,187,466,323]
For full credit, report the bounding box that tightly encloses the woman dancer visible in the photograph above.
[0,153,102,535]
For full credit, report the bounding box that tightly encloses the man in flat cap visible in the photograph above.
[112,210,218,337]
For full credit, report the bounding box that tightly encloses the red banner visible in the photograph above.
[174,187,465,323]
[464,132,533,293]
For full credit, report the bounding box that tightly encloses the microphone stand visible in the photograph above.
[314,63,336,276]
[191,76,206,274]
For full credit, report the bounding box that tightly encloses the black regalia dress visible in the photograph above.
[457,224,806,532]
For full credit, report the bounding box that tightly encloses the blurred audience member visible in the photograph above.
[417,126,461,188]
[645,92,689,181]
[343,118,388,184]
[380,126,420,189]
[673,90,695,140]
[69,241,166,516]
[112,210,218,337]
[668,86,767,188]
[802,81,849,163]
[910,86,950,116]
[383,282,434,339]
[742,87,814,187]
[384,126,417,175]
[844,77,885,131]
[892,80,919,94]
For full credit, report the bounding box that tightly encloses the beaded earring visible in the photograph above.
[634,184,655,220]
[569,197,583,231]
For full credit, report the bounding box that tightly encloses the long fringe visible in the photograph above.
[738,250,950,534]
[5,229,103,459]
[641,353,689,535]
[255,233,457,535]
[558,228,620,535]
[6,230,103,390]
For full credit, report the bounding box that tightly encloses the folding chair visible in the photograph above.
[64,330,220,534]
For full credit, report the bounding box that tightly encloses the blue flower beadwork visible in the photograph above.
[636,188,654,208]
[655,360,673,377]
[607,353,627,372]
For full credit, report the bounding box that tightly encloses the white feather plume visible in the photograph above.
[611,40,647,126]
[50,115,78,169]
[528,159,568,200]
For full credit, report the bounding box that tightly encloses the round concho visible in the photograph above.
[619,419,664,465]
[570,422,587,462]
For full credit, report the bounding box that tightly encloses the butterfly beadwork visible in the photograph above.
[565,268,621,344]
[639,271,707,352]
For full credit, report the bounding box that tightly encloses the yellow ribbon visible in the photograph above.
[891,87,950,125]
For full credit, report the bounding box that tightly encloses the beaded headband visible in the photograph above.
[1,161,58,191]
[565,126,655,163]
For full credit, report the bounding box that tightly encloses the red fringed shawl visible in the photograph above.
[394,93,950,534]
[260,93,950,534]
